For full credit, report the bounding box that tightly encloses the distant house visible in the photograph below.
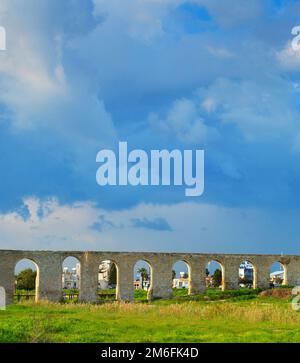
[134,279,150,290]
[62,263,80,289]
[134,280,141,290]
[239,261,254,285]
[270,270,284,283]
[173,272,189,289]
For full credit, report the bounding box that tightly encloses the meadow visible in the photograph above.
[0,288,299,343]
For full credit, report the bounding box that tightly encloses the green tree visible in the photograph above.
[108,263,117,285]
[15,269,36,291]
[212,269,222,288]
[172,270,176,279]
[138,267,149,289]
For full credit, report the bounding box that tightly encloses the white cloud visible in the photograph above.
[201,97,216,113]
[0,198,103,250]
[149,98,218,144]
[0,197,299,254]
[197,78,299,142]
[148,74,300,145]
[0,0,117,174]
[0,0,116,143]
[207,46,234,59]
[276,41,300,70]
[93,0,184,42]
[196,0,263,27]
[0,2,69,129]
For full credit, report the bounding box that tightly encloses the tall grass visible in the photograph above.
[1,293,299,343]
[18,297,298,325]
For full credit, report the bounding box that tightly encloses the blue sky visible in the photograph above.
[1,0,300,254]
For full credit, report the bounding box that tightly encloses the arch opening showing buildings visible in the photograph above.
[62,256,80,302]
[206,260,224,290]
[133,260,152,300]
[239,260,255,289]
[172,260,190,296]
[269,261,286,288]
[98,260,118,301]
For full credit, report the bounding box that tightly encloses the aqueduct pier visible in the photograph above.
[1,250,300,304]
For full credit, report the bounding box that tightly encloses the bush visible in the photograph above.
[134,289,148,300]
[173,288,189,297]
[206,288,261,300]
[15,269,36,291]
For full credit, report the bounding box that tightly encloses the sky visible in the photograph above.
[1,0,300,254]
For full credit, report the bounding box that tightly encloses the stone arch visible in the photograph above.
[238,259,256,289]
[269,261,287,287]
[62,256,81,302]
[98,259,118,301]
[133,259,153,300]
[205,259,224,290]
[172,260,190,296]
[14,258,39,303]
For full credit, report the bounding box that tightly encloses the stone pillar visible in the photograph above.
[79,253,98,303]
[117,259,134,301]
[189,259,206,294]
[286,258,300,286]
[38,254,62,302]
[256,263,270,290]
[223,259,239,290]
[0,254,15,305]
[150,258,173,300]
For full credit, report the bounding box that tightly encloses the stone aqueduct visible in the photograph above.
[1,249,300,304]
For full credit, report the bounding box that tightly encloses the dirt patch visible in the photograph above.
[260,288,292,299]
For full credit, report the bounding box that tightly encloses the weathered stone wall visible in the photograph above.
[0,250,299,304]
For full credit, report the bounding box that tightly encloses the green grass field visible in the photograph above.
[0,289,299,343]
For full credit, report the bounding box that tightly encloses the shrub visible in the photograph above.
[15,269,36,291]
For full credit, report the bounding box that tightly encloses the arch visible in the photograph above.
[14,258,39,303]
[239,260,256,289]
[98,259,118,301]
[133,260,152,301]
[172,260,190,296]
[62,256,81,302]
[205,259,224,290]
[269,261,286,288]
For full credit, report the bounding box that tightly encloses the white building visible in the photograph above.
[270,270,284,283]
[62,263,80,290]
[134,279,151,290]
[173,271,189,289]
[62,260,116,291]
[239,261,254,282]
